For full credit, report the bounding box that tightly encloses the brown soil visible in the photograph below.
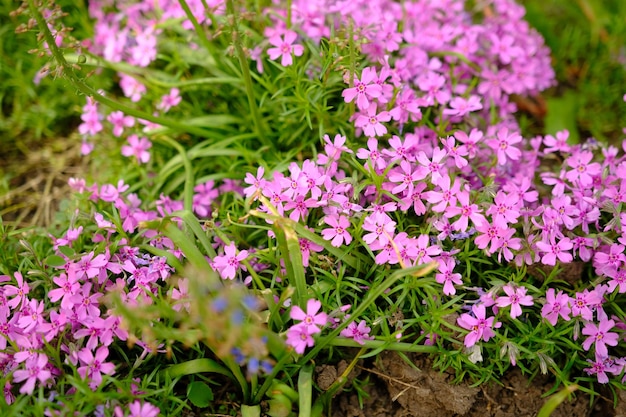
[326,352,619,417]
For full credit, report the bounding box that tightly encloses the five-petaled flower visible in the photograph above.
[267,30,304,66]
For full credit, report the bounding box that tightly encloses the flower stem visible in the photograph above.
[225,0,269,148]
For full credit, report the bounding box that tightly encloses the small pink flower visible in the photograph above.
[286,323,316,354]
[212,243,249,280]
[267,30,304,66]
[582,318,619,357]
[541,288,572,326]
[290,299,328,332]
[457,304,500,347]
[342,67,383,110]
[12,354,51,395]
[121,135,152,164]
[321,215,352,247]
[496,283,534,319]
[340,320,373,345]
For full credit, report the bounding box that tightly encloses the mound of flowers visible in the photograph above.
[3,0,625,414]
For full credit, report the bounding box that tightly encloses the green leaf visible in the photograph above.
[537,384,579,417]
[58,246,75,258]
[545,92,580,144]
[164,358,232,379]
[187,381,214,408]
[298,364,313,417]
[45,255,66,267]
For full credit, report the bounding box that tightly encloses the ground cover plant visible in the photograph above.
[1,0,626,415]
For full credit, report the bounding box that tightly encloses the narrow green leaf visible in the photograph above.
[298,364,313,417]
[537,384,579,417]
[165,358,232,379]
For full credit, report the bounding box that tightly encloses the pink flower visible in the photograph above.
[290,299,328,332]
[342,67,383,110]
[564,150,601,187]
[12,353,51,395]
[121,135,152,164]
[584,355,619,384]
[212,243,249,280]
[355,102,391,137]
[485,127,522,165]
[582,318,619,357]
[286,323,316,354]
[443,95,482,117]
[541,288,571,326]
[267,30,304,66]
[435,259,463,296]
[127,401,160,417]
[496,283,533,319]
[362,214,396,246]
[321,215,352,247]
[457,304,500,347]
[4,272,29,310]
[535,237,573,266]
[340,320,373,345]
[77,346,116,389]
[157,88,182,112]
[107,111,135,137]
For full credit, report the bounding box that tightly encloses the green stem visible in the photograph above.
[151,137,194,213]
[225,0,268,147]
[27,0,214,139]
[177,0,219,62]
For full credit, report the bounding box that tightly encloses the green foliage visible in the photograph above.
[522,0,626,143]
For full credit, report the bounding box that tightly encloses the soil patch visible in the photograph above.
[329,352,617,417]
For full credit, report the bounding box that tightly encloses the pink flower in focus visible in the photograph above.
[342,67,383,110]
[77,346,116,389]
[321,215,352,247]
[457,304,500,347]
[290,299,328,332]
[267,30,304,66]
[340,320,373,345]
[286,323,317,354]
[541,288,571,326]
[582,318,619,357]
[12,354,51,395]
[355,102,391,137]
[435,259,463,296]
[485,127,522,165]
[496,283,533,319]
